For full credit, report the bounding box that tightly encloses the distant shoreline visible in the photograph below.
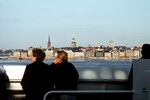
[0,57,136,61]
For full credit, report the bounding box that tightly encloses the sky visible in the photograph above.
[0,0,150,49]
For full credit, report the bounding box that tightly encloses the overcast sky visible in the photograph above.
[0,0,150,49]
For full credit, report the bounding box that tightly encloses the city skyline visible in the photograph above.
[0,0,150,49]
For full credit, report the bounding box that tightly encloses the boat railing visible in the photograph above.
[7,78,132,100]
[42,59,150,100]
[6,64,131,100]
[7,79,24,94]
[42,78,133,100]
[6,59,150,100]
[43,90,133,100]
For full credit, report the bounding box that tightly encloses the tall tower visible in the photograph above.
[71,33,77,48]
[47,35,51,50]
[109,40,114,48]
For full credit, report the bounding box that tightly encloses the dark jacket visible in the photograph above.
[50,61,79,90]
[21,61,52,100]
[0,65,9,100]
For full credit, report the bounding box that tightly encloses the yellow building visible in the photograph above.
[65,50,75,59]
[104,52,112,58]
[21,52,28,59]
[119,51,125,58]
[13,51,21,59]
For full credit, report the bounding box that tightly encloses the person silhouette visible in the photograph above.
[50,51,79,100]
[21,48,52,100]
[0,65,9,100]
[140,44,150,59]
[128,43,150,89]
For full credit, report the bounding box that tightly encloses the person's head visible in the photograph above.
[54,51,68,64]
[141,44,150,59]
[31,48,46,62]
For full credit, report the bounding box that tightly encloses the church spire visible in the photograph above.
[71,33,77,48]
[109,40,114,48]
[47,35,51,50]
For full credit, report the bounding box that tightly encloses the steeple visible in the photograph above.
[109,40,114,48]
[47,35,51,50]
[71,33,77,48]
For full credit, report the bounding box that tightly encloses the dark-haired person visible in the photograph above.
[128,43,150,89]
[21,48,52,100]
[140,44,150,59]
[50,51,79,100]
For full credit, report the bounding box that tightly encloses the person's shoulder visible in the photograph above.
[67,62,73,65]
[26,62,36,69]
[0,65,6,74]
[66,62,75,67]
[36,61,50,68]
[43,62,50,67]
[27,63,33,66]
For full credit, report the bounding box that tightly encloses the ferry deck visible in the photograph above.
[2,59,150,100]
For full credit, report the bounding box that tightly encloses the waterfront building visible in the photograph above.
[65,50,75,59]
[74,51,85,59]
[112,50,119,59]
[133,50,140,58]
[45,49,54,59]
[95,51,104,57]
[9,34,143,60]
[85,51,90,58]
[20,52,28,59]
[13,51,21,59]
[132,46,142,58]
[104,52,112,58]
[27,47,33,58]
[119,51,125,58]
[13,49,28,59]
[89,50,95,57]
[0,54,10,59]
[84,49,95,58]
[125,50,134,58]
